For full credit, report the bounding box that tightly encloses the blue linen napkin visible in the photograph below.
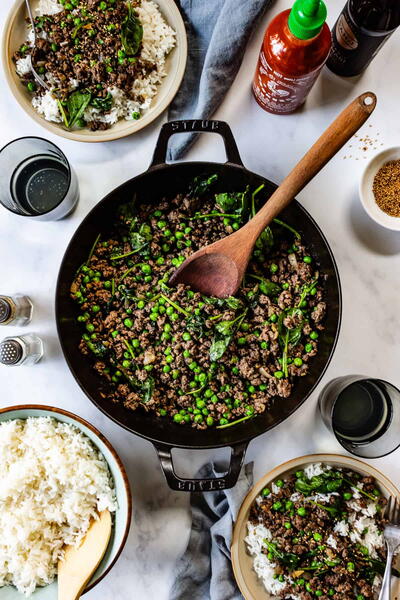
[167,0,273,160]
[169,462,254,600]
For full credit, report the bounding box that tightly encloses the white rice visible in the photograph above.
[24,0,176,126]
[15,56,31,76]
[0,417,116,597]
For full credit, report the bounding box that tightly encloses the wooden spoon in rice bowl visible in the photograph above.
[58,509,111,600]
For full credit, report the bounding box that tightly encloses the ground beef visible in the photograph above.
[71,179,326,429]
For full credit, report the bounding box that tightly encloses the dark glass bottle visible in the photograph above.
[327,0,400,76]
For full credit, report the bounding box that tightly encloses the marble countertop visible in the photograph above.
[1,0,400,597]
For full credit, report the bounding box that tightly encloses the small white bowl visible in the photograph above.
[359,146,400,231]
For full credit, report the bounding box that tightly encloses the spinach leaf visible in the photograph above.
[224,296,243,310]
[263,541,300,570]
[189,174,218,198]
[215,187,250,219]
[247,274,280,296]
[65,90,91,128]
[121,368,154,403]
[255,226,274,253]
[186,313,205,336]
[90,92,113,112]
[210,336,231,361]
[83,339,108,358]
[129,219,151,253]
[121,3,143,56]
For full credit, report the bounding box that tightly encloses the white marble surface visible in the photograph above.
[1,0,400,598]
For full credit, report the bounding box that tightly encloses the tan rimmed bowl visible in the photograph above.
[2,0,187,142]
[232,454,400,600]
[0,404,132,599]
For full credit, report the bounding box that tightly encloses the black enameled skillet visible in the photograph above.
[56,120,341,492]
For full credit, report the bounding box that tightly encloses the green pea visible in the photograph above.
[328,590,335,596]
[137,300,145,309]
[310,331,319,340]
[19,44,29,53]
[92,305,100,313]
[343,492,353,501]
[284,522,292,529]
[206,416,214,426]
[347,562,355,572]
[313,532,323,541]
[270,314,277,323]
[303,256,312,264]
[27,81,37,92]
[297,507,307,516]
[86,323,95,333]
[270,263,278,273]
[173,413,183,423]
[285,500,293,510]
[274,371,284,379]
[272,501,282,511]
[51,42,58,51]
[111,330,119,338]
[305,583,312,593]
[122,359,131,368]
[315,591,323,597]
[163,365,171,373]
[237,337,246,345]
[248,385,256,393]
[141,264,151,275]
[305,342,313,352]
[124,318,133,328]
[296,578,305,586]
[99,0,107,8]
[194,414,203,423]
[293,357,303,367]
[260,341,268,349]
[259,384,267,391]
[356,595,365,600]
[219,418,228,426]
[172,369,180,380]
[182,332,191,341]
[232,222,239,231]
[131,339,140,348]
[211,395,218,403]
[282,282,290,290]
[275,479,284,488]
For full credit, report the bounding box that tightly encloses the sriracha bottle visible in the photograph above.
[253,0,331,114]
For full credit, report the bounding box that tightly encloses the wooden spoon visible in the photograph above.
[169,92,377,298]
[58,510,112,600]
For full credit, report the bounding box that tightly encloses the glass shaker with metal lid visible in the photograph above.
[0,334,43,366]
[0,294,33,326]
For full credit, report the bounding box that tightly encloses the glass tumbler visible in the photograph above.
[319,375,400,458]
[0,137,79,221]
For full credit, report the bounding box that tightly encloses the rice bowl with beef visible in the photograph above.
[13,0,176,131]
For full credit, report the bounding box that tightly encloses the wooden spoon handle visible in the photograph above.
[248,92,377,237]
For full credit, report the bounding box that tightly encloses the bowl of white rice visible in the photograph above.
[0,404,132,599]
[231,454,400,600]
[2,0,187,142]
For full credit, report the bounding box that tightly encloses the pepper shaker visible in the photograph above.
[0,334,43,366]
[0,294,33,326]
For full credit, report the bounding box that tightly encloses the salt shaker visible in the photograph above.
[0,334,43,366]
[0,294,33,326]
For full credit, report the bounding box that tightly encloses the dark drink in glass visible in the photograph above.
[319,375,400,458]
[327,0,400,76]
[0,137,79,221]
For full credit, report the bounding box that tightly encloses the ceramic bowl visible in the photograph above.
[231,453,400,600]
[2,0,187,142]
[359,146,400,231]
[0,404,132,599]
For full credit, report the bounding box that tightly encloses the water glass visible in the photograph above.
[0,137,79,221]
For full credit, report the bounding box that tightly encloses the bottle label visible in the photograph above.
[336,13,358,50]
[253,49,324,114]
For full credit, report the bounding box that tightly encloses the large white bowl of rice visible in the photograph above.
[0,405,131,599]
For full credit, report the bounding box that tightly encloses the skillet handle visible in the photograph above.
[154,442,248,492]
[149,120,243,168]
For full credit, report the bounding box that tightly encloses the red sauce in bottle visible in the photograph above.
[253,0,331,114]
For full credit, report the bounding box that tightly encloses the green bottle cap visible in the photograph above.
[288,0,327,40]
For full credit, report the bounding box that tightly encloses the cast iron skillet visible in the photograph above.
[56,120,342,492]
